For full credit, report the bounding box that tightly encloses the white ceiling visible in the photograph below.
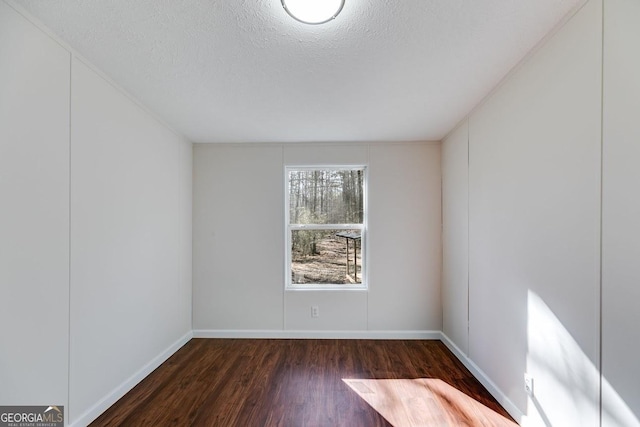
[15,0,584,143]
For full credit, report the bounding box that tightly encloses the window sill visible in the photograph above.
[286,284,367,291]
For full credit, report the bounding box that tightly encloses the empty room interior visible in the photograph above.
[1,0,639,426]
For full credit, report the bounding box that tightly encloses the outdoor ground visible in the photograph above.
[292,234,362,284]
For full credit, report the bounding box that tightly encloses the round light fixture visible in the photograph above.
[281,0,345,25]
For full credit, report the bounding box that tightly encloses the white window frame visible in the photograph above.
[285,165,368,290]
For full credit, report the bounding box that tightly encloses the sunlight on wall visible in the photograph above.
[525,290,639,427]
[525,290,598,426]
[602,377,640,427]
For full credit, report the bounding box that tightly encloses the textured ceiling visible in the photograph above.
[14,0,584,143]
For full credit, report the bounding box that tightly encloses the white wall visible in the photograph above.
[442,0,640,425]
[442,0,602,425]
[193,144,284,331]
[601,0,640,425]
[69,58,192,425]
[0,0,70,411]
[441,122,469,354]
[193,142,441,336]
[0,3,192,425]
[367,143,442,331]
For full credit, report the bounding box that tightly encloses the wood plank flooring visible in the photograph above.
[90,339,517,427]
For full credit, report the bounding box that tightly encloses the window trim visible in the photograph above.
[285,165,368,291]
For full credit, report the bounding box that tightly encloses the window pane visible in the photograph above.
[289,170,364,224]
[291,229,363,285]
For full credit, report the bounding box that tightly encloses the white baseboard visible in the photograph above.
[192,329,441,340]
[439,332,524,423]
[68,330,193,427]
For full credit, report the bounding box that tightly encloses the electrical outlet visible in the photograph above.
[524,373,534,397]
[311,305,319,318]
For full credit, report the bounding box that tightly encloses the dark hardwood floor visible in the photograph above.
[90,339,517,427]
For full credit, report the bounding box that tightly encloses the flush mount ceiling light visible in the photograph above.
[281,0,345,25]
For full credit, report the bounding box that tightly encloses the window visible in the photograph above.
[286,167,366,289]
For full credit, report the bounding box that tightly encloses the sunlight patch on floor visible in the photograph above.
[343,378,518,427]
